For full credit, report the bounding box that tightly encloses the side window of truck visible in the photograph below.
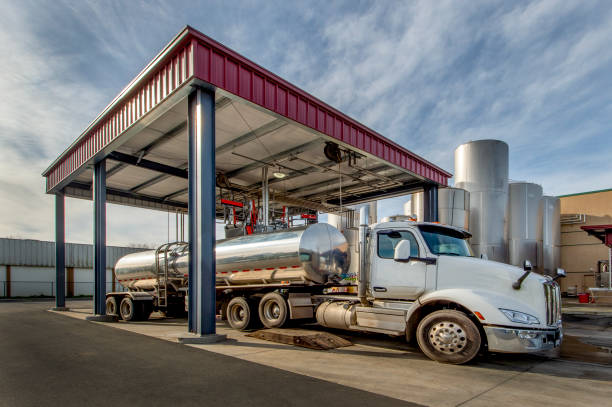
[377,231,419,259]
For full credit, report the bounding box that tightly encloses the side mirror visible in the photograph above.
[394,240,412,262]
[523,260,533,271]
[553,268,566,281]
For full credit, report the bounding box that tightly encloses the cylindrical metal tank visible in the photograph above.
[114,224,349,289]
[455,140,509,262]
[507,182,543,268]
[438,188,470,230]
[539,195,561,275]
[327,201,377,231]
[406,193,424,221]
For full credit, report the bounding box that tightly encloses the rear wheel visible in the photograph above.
[416,310,481,364]
[105,297,120,317]
[120,297,138,321]
[226,297,255,331]
[258,292,288,329]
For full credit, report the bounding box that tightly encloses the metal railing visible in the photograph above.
[0,281,126,298]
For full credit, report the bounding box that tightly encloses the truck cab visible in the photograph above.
[361,220,562,363]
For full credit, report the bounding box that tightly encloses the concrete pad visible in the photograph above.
[177,333,227,344]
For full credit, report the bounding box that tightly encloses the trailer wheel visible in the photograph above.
[226,297,254,331]
[258,292,288,329]
[120,297,138,321]
[105,296,120,317]
[416,310,481,364]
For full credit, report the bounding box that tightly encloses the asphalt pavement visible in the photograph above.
[0,301,419,407]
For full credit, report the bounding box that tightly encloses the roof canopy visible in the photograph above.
[43,26,451,215]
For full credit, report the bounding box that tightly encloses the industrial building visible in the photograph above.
[559,188,612,295]
[0,238,144,297]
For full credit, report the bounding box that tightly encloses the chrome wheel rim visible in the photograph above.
[263,301,281,322]
[120,301,131,318]
[229,304,246,324]
[428,321,467,354]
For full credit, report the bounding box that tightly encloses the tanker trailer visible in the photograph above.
[106,223,350,323]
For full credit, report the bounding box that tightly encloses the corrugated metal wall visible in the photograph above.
[0,238,147,268]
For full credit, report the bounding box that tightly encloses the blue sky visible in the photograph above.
[1,0,611,246]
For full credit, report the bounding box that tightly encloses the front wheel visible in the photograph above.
[416,310,481,364]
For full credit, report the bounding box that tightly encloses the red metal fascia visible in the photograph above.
[43,31,196,192]
[187,26,450,186]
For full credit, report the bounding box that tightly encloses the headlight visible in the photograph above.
[499,308,540,325]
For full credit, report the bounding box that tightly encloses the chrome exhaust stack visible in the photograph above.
[358,205,370,306]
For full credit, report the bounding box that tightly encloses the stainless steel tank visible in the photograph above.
[438,188,470,230]
[454,140,509,262]
[114,243,189,290]
[114,224,349,289]
[538,195,561,275]
[507,182,543,267]
[406,193,424,221]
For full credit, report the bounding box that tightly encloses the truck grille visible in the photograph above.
[543,281,561,326]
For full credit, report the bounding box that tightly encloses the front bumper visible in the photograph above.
[484,326,562,353]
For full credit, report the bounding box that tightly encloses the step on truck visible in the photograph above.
[106,207,564,364]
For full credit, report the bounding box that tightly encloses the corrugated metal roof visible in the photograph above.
[0,238,147,268]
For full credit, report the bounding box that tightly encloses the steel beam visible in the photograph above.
[188,86,218,336]
[215,119,286,156]
[54,192,66,308]
[225,139,322,179]
[93,160,107,315]
[423,184,439,222]
[109,152,188,179]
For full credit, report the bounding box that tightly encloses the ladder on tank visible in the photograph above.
[154,243,172,309]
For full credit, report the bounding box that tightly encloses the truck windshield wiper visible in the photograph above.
[440,252,463,256]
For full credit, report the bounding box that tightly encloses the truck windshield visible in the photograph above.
[418,225,473,257]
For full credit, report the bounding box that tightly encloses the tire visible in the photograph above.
[226,297,255,331]
[120,297,138,321]
[416,310,481,364]
[105,296,120,317]
[258,292,288,329]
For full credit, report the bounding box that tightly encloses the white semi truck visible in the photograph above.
[106,207,563,364]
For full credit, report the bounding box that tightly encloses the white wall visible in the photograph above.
[2,266,120,297]
[10,266,55,296]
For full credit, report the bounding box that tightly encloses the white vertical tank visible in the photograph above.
[406,193,424,221]
[539,195,561,275]
[455,140,509,262]
[507,182,543,268]
[438,188,470,230]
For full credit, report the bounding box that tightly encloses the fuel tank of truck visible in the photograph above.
[114,223,350,289]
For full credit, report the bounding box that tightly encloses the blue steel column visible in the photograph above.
[423,184,439,223]
[55,192,66,308]
[93,160,107,315]
[188,86,216,335]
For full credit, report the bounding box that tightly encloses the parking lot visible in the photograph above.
[1,300,610,407]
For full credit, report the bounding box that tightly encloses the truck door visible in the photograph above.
[371,230,426,300]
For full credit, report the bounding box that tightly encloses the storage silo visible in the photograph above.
[507,182,543,267]
[454,140,509,262]
[539,195,561,276]
[438,188,470,230]
[405,193,424,221]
